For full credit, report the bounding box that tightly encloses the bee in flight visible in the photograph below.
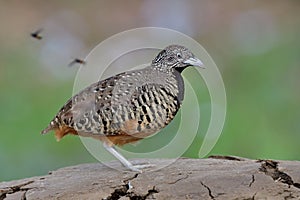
[68,58,86,67]
[30,28,43,40]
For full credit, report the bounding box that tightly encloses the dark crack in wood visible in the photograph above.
[0,193,5,200]
[283,189,296,200]
[242,192,257,200]
[104,184,129,200]
[0,180,34,200]
[21,190,27,200]
[258,160,300,189]
[123,173,139,184]
[252,192,257,200]
[200,181,215,199]
[104,184,158,200]
[127,186,159,200]
[104,174,158,200]
[249,175,255,187]
[167,174,189,184]
[250,192,256,200]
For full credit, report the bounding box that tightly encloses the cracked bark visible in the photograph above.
[200,181,215,199]
[0,157,300,199]
[248,175,255,187]
[258,160,300,189]
[0,181,33,200]
[103,173,158,200]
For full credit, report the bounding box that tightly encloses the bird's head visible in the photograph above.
[152,45,204,72]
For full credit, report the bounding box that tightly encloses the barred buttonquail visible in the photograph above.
[41,45,204,172]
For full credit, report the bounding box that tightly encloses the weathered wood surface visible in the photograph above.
[1,156,300,200]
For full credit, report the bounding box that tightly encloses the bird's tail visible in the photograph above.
[41,119,58,134]
[41,125,54,134]
[41,118,78,141]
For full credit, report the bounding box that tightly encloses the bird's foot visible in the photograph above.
[102,143,154,172]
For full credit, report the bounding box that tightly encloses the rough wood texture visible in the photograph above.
[1,157,300,200]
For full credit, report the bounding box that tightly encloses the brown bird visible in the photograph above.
[68,58,86,67]
[41,45,204,172]
[30,28,43,40]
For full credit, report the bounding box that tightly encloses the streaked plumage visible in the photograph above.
[42,44,204,171]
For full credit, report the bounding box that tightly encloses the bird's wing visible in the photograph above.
[35,28,43,34]
[59,72,126,124]
[68,60,76,67]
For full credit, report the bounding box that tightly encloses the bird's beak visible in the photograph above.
[184,57,205,68]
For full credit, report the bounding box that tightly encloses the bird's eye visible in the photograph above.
[177,53,182,58]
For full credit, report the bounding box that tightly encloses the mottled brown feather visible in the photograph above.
[55,123,151,146]
[54,126,78,141]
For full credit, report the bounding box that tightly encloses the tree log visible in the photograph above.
[1,156,300,199]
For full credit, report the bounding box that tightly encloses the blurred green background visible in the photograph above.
[0,1,299,181]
